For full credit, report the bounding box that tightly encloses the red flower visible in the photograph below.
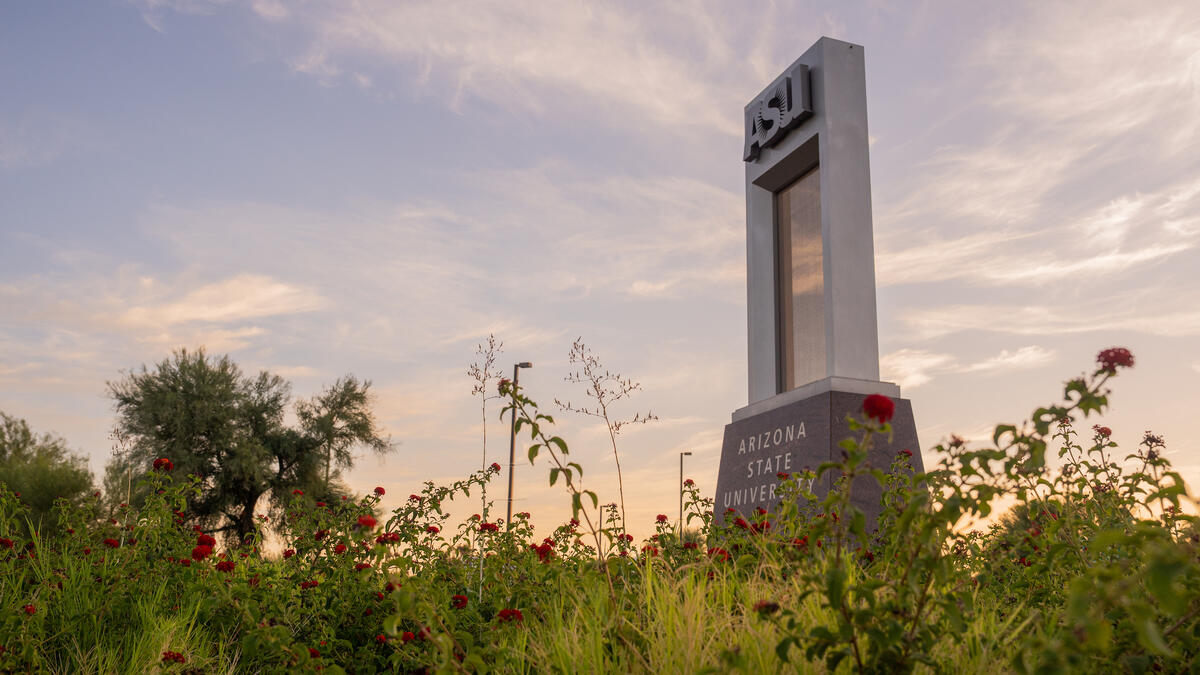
[292,489,304,496]
[1093,425,1112,439]
[707,547,730,562]
[753,599,780,615]
[282,549,295,559]
[683,478,694,487]
[862,394,895,423]
[374,486,386,496]
[490,462,502,472]
[153,458,174,472]
[531,540,555,562]
[22,604,35,615]
[479,522,499,533]
[334,543,348,554]
[300,580,319,589]
[621,533,634,543]
[683,542,699,550]
[569,518,580,527]
[497,608,523,623]
[376,532,400,544]
[191,545,212,561]
[375,634,387,644]
[408,494,422,502]
[215,560,235,572]
[426,525,440,535]
[196,533,216,547]
[161,651,186,664]
[314,529,328,540]
[451,594,468,609]
[308,647,320,659]
[104,538,120,549]
[776,472,790,480]
[357,515,377,528]
[354,562,371,571]
[734,517,750,530]
[0,538,13,548]
[402,631,415,643]
[654,514,669,524]
[1097,347,1134,374]
[498,378,511,392]
[315,501,326,507]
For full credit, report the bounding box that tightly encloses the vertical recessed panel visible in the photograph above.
[776,167,825,391]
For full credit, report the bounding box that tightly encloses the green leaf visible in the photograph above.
[547,436,569,454]
[549,468,560,487]
[527,443,541,463]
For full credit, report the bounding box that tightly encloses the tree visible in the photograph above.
[106,348,391,543]
[0,412,94,537]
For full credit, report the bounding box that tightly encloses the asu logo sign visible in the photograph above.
[743,63,813,162]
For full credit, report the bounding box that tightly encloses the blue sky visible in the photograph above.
[3,0,1199,538]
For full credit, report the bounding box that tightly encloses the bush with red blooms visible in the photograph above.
[152,457,173,472]
[4,346,1197,674]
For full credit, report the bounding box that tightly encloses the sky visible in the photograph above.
[3,0,1200,540]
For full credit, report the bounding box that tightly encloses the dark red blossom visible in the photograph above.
[300,580,319,589]
[898,449,913,458]
[191,545,212,561]
[196,533,216,547]
[707,547,730,563]
[152,457,174,472]
[426,525,439,535]
[497,608,524,623]
[0,538,12,548]
[655,514,669,523]
[283,549,295,559]
[776,472,790,480]
[451,594,468,609]
[334,543,347,554]
[1096,347,1134,373]
[308,647,320,659]
[1093,425,1112,439]
[683,478,694,487]
[479,522,499,533]
[531,540,555,562]
[375,634,388,644]
[490,462,502,472]
[734,517,750,530]
[22,604,35,615]
[314,529,328,540]
[354,562,371,571]
[104,538,120,549]
[753,600,780,615]
[402,631,415,643]
[357,515,377,528]
[292,489,304,496]
[862,394,895,423]
[215,560,235,572]
[376,532,400,544]
[161,651,186,664]
[374,486,386,495]
[683,542,699,550]
[409,494,422,502]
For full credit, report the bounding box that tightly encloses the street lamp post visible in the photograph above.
[679,451,692,532]
[506,361,533,526]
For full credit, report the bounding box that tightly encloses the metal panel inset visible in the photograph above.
[776,166,825,392]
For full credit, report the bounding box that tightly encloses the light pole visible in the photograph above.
[506,361,533,526]
[679,451,692,532]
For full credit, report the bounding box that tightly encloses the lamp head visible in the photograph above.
[517,362,533,369]
[682,451,693,456]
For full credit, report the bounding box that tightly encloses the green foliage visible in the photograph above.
[106,348,390,544]
[3,347,1197,673]
[0,412,94,538]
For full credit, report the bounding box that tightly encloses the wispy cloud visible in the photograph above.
[882,345,1057,389]
[120,274,325,326]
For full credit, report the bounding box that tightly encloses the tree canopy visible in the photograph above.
[0,411,95,537]
[106,348,391,543]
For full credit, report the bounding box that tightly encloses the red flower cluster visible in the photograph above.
[530,539,555,562]
[300,580,319,589]
[401,631,415,643]
[191,545,212,561]
[408,494,422,502]
[683,542,699,550]
[753,600,780,615]
[314,529,328,540]
[22,604,36,615]
[152,457,173,472]
[1096,347,1134,374]
[862,394,895,423]
[479,522,499,533]
[707,547,730,563]
[161,651,186,664]
[374,486,385,496]
[354,562,371,571]
[490,462,502,472]
[376,532,400,544]
[776,472,790,480]
[1093,425,1112,439]
[357,515,377,528]
[619,533,634,543]
[898,449,913,459]
[497,608,523,623]
[451,594,468,609]
[516,511,530,519]
[104,538,120,549]
[215,560,235,572]
[425,525,440,535]
[655,514,669,523]
[292,489,304,496]
[334,544,348,554]
[683,478,694,487]
[308,647,320,659]
[283,549,295,559]
[197,533,216,547]
[375,634,388,644]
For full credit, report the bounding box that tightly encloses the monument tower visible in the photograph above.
[713,37,923,523]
